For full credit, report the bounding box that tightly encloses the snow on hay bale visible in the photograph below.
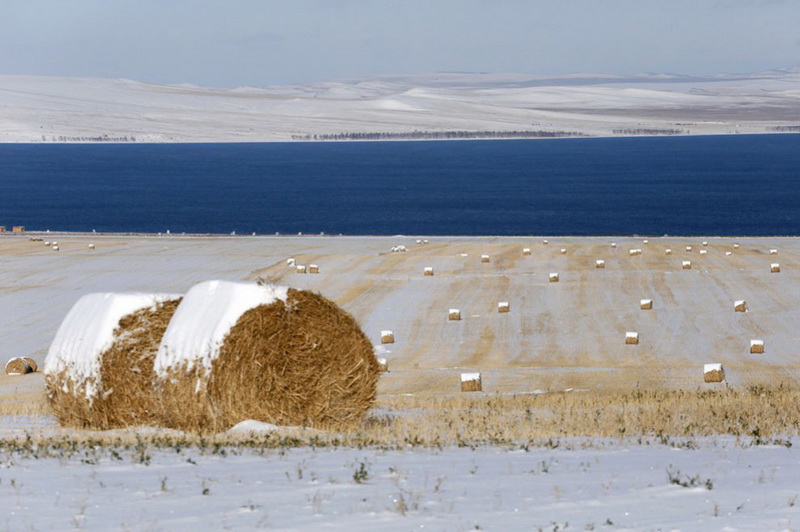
[595,259,605,269]
[704,363,725,383]
[497,301,509,313]
[625,332,639,345]
[640,299,653,310]
[287,258,295,267]
[750,339,765,354]
[549,272,559,283]
[449,308,461,321]
[308,264,319,274]
[390,245,407,253]
[686,246,692,252]
[152,281,378,432]
[682,261,692,270]
[5,357,34,375]
[611,242,617,248]
[699,249,707,255]
[771,263,780,273]
[480,254,490,263]
[522,248,531,255]
[296,265,307,274]
[560,248,567,254]
[460,372,482,392]
[702,241,708,246]
[88,243,95,250]
[381,330,395,344]
[733,244,740,249]
[376,357,389,373]
[665,248,672,255]
[423,266,434,276]
[734,300,747,312]
[44,292,181,429]
[770,249,778,255]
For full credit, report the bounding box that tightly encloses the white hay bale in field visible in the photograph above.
[629,249,642,256]
[640,299,653,310]
[685,246,692,252]
[560,248,567,254]
[448,309,461,321]
[416,239,422,245]
[750,339,765,354]
[522,248,531,256]
[549,272,559,283]
[704,363,725,383]
[595,259,605,269]
[643,239,649,245]
[52,245,59,251]
[771,263,780,273]
[423,239,429,244]
[497,301,509,313]
[611,242,617,248]
[699,249,707,255]
[44,241,50,246]
[423,266,434,276]
[733,244,740,249]
[52,241,58,246]
[734,300,747,312]
[88,244,95,250]
[702,241,708,246]
[665,248,672,255]
[625,331,639,345]
[682,261,692,270]
[542,239,549,245]
[308,264,319,274]
[390,245,407,253]
[380,331,395,344]
[5,357,34,375]
[296,265,307,274]
[770,249,778,255]
[726,251,732,256]
[287,258,295,267]
[480,254,490,263]
[460,372,482,392]
[376,357,388,373]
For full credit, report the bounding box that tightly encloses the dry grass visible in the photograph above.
[155,289,379,433]
[46,299,181,429]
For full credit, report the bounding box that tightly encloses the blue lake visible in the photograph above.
[1,135,798,235]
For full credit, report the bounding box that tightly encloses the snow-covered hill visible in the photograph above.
[1,69,799,142]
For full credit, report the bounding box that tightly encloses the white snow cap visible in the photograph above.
[704,363,723,373]
[45,292,181,398]
[155,280,288,376]
[461,372,481,382]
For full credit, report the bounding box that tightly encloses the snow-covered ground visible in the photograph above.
[1,68,799,143]
[2,437,800,531]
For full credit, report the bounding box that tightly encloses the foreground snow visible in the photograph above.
[1,438,799,530]
[1,68,799,143]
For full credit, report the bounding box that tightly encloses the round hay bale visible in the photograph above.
[44,293,181,429]
[154,282,378,433]
[5,357,32,375]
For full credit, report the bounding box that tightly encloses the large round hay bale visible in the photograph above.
[5,357,33,375]
[44,293,181,429]
[153,280,378,433]
[22,357,38,372]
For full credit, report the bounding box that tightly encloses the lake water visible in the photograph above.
[1,135,798,235]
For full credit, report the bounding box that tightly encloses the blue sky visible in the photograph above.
[1,0,798,86]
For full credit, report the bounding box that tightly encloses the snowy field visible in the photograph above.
[1,68,799,143]
[3,233,800,530]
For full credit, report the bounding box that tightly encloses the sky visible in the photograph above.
[1,0,799,87]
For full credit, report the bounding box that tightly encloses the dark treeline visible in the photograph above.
[768,126,800,132]
[611,128,685,136]
[292,130,587,141]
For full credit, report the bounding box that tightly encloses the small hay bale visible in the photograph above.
[665,248,672,255]
[549,272,559,283]
[449,308,461,321]
[423,266,434,276]
[376,357,389,372]
[381,330,395,344]
[390,245,407,252]
[733,244,740,249]
[702,241,708,246]
[44,293,181,429]
[542,239,549,245]
[416,239,422,245]
[682,260,692,270]
[770,249,778,255]
[308,264,319,274]
[771,263,780,273]
[700,249,707,255]
[460,372,482,392]
[88,244,95,250]
[686,246,692,252]
[629,249,642,256]
[296,265,307,274]
[44,241,50,246]
[726,251,732,256]
[734,300,747,312]
[595,259,605,269]
[287,258,295,266]
[625,332,639,345]
[52,245,59,251]
[560,248,567,254]
[480,254,490,263]
[522,248,531,256]
[750,339,765,354]
[643,239,649,245]
[153,281,378,432]
[5,357,33,375]
[497,301,509,313]
[704,363,725,383]
[611,242,617,248]
[640,299,653,310]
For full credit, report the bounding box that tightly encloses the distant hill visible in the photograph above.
[1,69,799,142]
